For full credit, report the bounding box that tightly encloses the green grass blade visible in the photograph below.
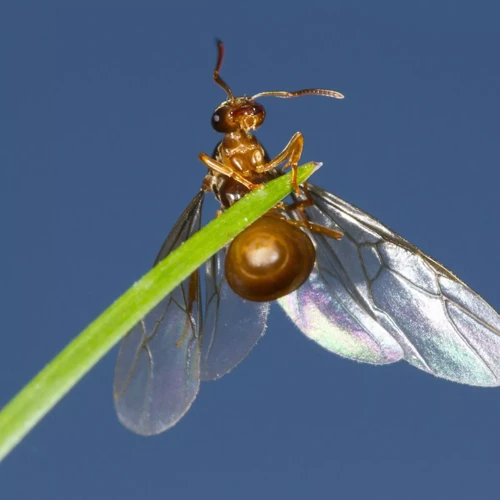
[0,162,321,462]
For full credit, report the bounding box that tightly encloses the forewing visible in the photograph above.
[201,247,270,380]
[281,183,500,386]
[278,193,403,365]
[114,192,205,435]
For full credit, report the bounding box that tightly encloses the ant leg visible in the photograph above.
[254,132,304,194]
[276,181,316,212]
[271,205,343,240]
[199,153,263,190]
[286,219,343,240]
[276,182,343,240]
[175,270,200,348]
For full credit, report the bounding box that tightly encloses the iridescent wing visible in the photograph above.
[201,246,270,381]
[279,183,500,386]
[114,192,205,435]
[114,190,270,434]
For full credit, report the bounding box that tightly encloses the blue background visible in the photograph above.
[2,2,500,499]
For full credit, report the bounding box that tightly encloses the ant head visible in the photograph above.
[211,98,266,133]
[211,40,344,134]
[211,40,266,134]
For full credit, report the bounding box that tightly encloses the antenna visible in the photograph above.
[213,39,234,101]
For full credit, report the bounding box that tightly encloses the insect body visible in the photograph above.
[114,42,500,436]
[200,41,343,302]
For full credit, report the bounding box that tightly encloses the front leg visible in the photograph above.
[199,153,263,190]
[255,132,304,194]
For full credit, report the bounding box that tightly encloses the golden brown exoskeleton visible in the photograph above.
[199,40,344,301]
[200,41,344,198]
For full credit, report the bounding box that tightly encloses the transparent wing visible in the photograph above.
[280,183,500,386]
[114,191,205,435]
[201,247,270,380]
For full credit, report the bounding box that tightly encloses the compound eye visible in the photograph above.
[211,110,223,130]
[211,106,235,133]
